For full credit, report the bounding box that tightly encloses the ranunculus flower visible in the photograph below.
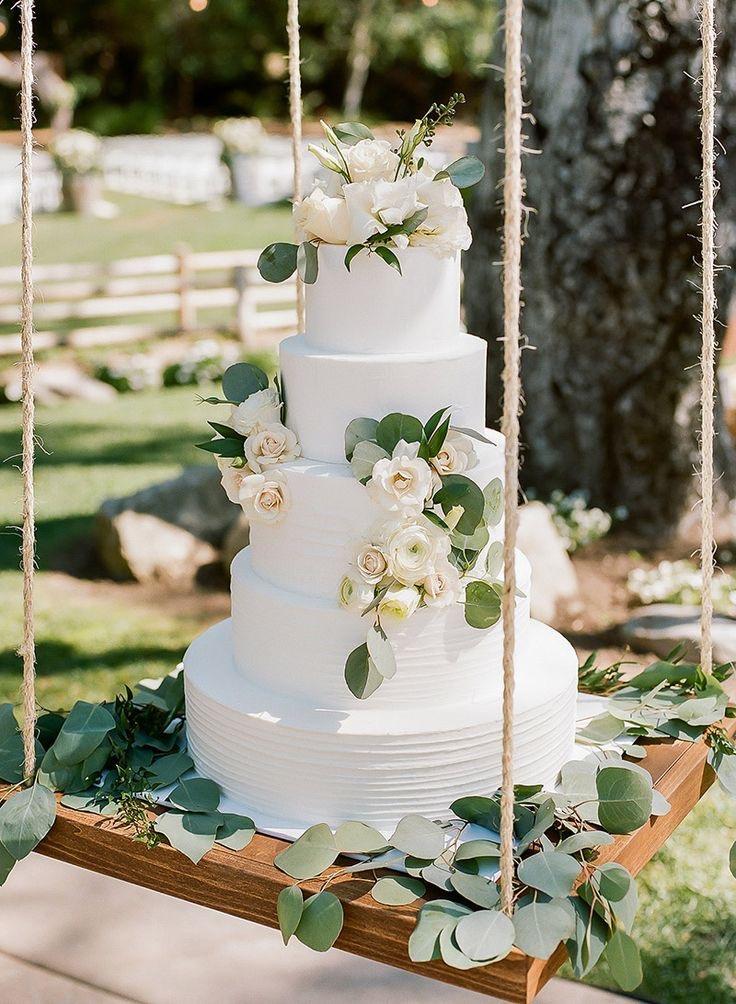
[378,583,421,626]
[367,446,434,516]
[238,471,290,523]
[384,517,450,586]
[343,176,424,246]
[293,187,350,244]
[430,429,478,476]
[423,561,462,608]
[217,457,251,504]
[228,387,282,436]
[244,422,301,472]
[338,574,374,613]
[409,176,472,257]
[355,543,389,584]
[343,139,400,183]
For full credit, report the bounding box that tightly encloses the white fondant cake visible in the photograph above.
[185,241,578,833]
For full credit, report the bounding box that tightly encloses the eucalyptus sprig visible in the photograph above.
[394,92,466,178]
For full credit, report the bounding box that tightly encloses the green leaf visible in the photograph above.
[513,899,576,959]
[517,851,582,898]
[454,839,501,863]
[438,925,489,970]
[0,704,36,784]
[483,478,504,528]
[426,414,452,459]
[454,909,515,963]
[566,895,609,978]
[334,820,388,854]
[605,930,643,992]
[277,885,304,945]
[577,713,626,745]
[146,751,194,789]
[450,870,500,909]
[366,627,396,680]
[464,580,502,630]
[0,839,14,886]
[596,766,653,834]
[80,738,112,783]
[154,811,218,864]
[51,701,116,767]
[168,777,221,813]
[626,660,699,691]
[36,747,86,793]
[434,155,485,189]
[424,406,451,443]
[408,900,473,963]
[556,830,615,855]
[344,416,379,461]
[222,362,269,404]
[295,891,344,952]
[60,790,119,817]
[0,783,56,860]
[729,839,736,879]
[350,440,390,482]
[373,245,402,275]
[485,541,504,579]
[195,437,244,458]
[215,813,256,851]
[274,823,338,880]
[333,121,374,145]
[450,425,494,445]
[344,244,364,272]
[35,711,65,751]
[258,242,298,283]
[297,241,319,284]
[436,475,485,535]
[207,421,244,441]
[450,795,501,832]
[371,875,426,906]
[451,522,490,555]
[375,413,424,455]
[344,644,384,700]
[389,814,445,860]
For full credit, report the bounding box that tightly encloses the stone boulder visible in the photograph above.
[620,604,736,665]
[516,501,580,624]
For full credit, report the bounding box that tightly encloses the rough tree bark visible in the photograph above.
[465,0,736,537]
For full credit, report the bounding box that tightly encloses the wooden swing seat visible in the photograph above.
[10,721,732,1004]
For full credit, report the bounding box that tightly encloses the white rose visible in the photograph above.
[239,471,290,524]
[367,449,434,516]
[378,583,421,627]
[293,187,350,244]
[343,176,424,246]
[431,430,478,475]
[343,139,400,183]
[384,518,450,586]
[244,422,301,472]
[355,543,389,584]
[423,561,462,608]
[228,387,282,436]
[409,176,472,257]
[217,458,250,504]
[338,574,375,613]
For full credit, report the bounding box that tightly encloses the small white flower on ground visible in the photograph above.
[423,561,462,608]
[338,574,375,613]
[430,429,478,475]
[238,471,290,524]
[343,139,401,183]
[367,447,434,516]
[293,187,350,244]
[244,422,301,472]
[378,583,421,626]
[355,543,389,584]
[384,517,451,586]
[228,387,282,436]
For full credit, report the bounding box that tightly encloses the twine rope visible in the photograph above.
[19,0,37,780]
[699,0,716,676]
[499,0,524,917]
[287,0,305,333]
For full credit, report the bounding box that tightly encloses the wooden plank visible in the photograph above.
[13,724,729,1004]
[0,255,178,284]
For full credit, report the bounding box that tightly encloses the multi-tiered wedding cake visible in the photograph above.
[185,107,578,833]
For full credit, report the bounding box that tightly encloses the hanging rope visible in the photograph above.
[699,0,716,677]
[19,0,37,781]
[287,0,305,333]
[499,0,524,917]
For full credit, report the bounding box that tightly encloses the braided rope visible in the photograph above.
[19,0,37,780]
[699,0,716,676]
[287,0,305,333]
[499,0,524,917]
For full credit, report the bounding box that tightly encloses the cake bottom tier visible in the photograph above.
[184,618,578,833]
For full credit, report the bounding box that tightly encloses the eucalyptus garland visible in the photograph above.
[1,649,734,994]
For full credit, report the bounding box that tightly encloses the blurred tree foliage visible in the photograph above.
[0,0,496,133]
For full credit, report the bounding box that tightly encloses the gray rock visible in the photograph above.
[516,501,580,624]
[221,513,250,572]
[620,604,736,664]
[95,510,218,585]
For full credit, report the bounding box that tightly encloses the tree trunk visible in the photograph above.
[343,0,376,119]
[464,0,736,537]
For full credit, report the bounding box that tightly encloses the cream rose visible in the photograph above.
[378,583,420,626]
[238,471,290,524]
[431,430,478,476]
[409,176,472,257]
[367,448,434,516]
[338,574,375,613]
[244,422,301,472]
[343,139,400,183]
[384,518,450,586]
[423,561,462,608]
[217,457,250,505]
[355,543,389,585]
[343,176,424,246]
[228,387,282,436]
[293,187,350,244]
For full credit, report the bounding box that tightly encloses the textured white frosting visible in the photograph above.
[184,618,578,832]
[230,548,531,712]
[248,430,505,599]
[280,333,487,464]
[305,245,462,353]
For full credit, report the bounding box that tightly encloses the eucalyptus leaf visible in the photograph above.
[450,870,500,909]
[566,895,609,978]
[389,814,445,860]
[605,930,643,992]
[52,701,116,767]
[375,413,424,455]
[513,898,575,959]
[215,813,256,851]
[416,860,455,892]
[436,475,485,535]
[485,541,504,580]
[344,644,384,700]
[730,839,736,879]
[596,766,653,834]
[333,121,374,145]
[556,830,615,855]
[373,245,402,275]
[0,839,14,886]
[454,839,501,863]
[274,823,338,880]
[35,711,65,751]
[80,738,112,782]
[450,795,501,832]
[464,580,502,630]
[408,899,473,963]
[350,440,390,482]
[517,850,581,898]
[0,704,36,784]
[434,155,486,189]
[154,810,217,864]
[277,885,304,945]
[168,777,221,813]
[712,750,736,798]
[0,783,56,860]
[297,241,319,284]
[36,746,86,794]
[258,242,298,283]
[344,417,379,461]
[146,751,194,789]
[483,478,504,528]
[371,875,426,906]
[438,924,489,970]
[334,820,388,854]
[295,891,344,952]
[454,909,515,963]
[222,362,269,404]
[451,523,490,554]
[60,790,119,817]
[366,627,397,681]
